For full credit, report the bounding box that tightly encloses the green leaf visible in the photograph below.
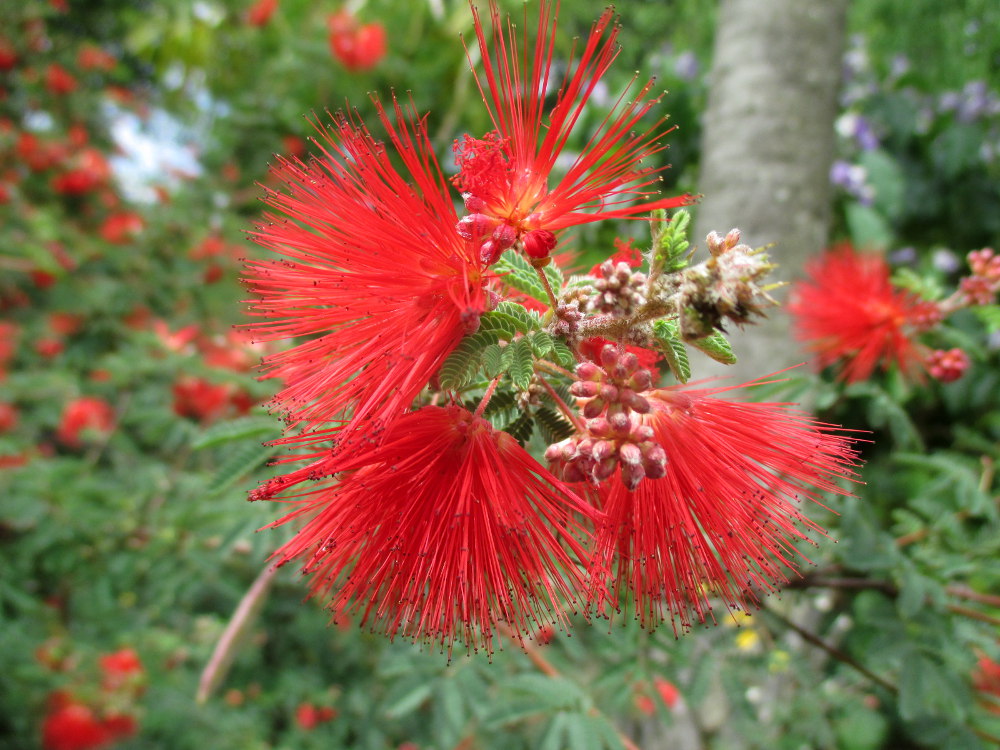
[650,208,691,273]
[536,407,576,444]
[207,441,275,497]
[652,319,691,383]
[688,330,737,365]
[503,411,534,444]
[528,330,555,357]
[891,267,944,301]
[846,203,893,251]
[861,148,906,221]
[192,416,278,450]
[486,301,540,335]
[494,251,553,303]
[510,337,536,391]
[973,304,1000,332]
[899,655,968,723]
[439,329,502,390]
[550,338,577,368]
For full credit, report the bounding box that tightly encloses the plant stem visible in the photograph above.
[197,562,280,704]
[474,374,504,418]
[535,265,560,310]
[534,372,585,432]
[762,608,897,694]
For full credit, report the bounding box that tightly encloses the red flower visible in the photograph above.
[246,0,278,27]
[42,701,112,750]
[99,213,144,244]
[589,378,858,632]
[45,64,78,95]
[328,10,386,71]
[925,347,970,383]
[263,405,594,654]
[788,245,934,383]
[294,702,337,730]
[172,377,232,423]
[0,38,18,71]
[0,401,18,432]
[77,45,116,71]
[453,1,693,263]
[974,652,1000,715]
[245,100,486,455]
[99,648,143,692]
[57,397,115,448]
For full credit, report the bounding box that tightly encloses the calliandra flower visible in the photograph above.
[454,0,694,264]
[264,405,594,655]
[589,377,859,632]
[788,244,937,382]
[57,397,115,448]
[244,98,486,460]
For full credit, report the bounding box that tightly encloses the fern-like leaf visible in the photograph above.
[439,329,501,390]
[652,319,691,383]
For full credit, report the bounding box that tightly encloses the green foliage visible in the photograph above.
[494,250,564,305]
[649,208,692,275]
[651,319,691,383]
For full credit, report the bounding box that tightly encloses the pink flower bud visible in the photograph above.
[582,397,606,419]
[576,362,604,381]
[608,411,630,436]
[491,222,518,250]
[619,442,642,465]
[600,344,619,369]
[624,391,651,413]
[457,213,498,241]
[599,384,619,402]
[591,439,614,461]
[570,380,601,398]
[593,456,618,481]
[587,417,612,437]
[628,369,652,391]
[463,192,487,212]
[480,240,503,266]
[620,461,646,490]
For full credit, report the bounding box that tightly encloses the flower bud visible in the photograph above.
[456,213,498,241]
[570,380,601,398]
[591,439,614,461]
[600,344,619,369]
[576,362,604,381]
[593,456,618,481]
[623,391,651,413]
[463,192,487,212]
[620,461,646,490]
[619,442,642,466]
[582,397,606,419]
[627,369,652,391]
[492,222,518,250]
[522,229,557,259]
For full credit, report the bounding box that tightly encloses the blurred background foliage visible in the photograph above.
[0,0,999,748]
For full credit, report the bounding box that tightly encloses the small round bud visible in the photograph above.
[522,229,557,259]
[619,442,643,466]
[491,222,518,250]
[620,461,646,490]
[576,362,604,381]
[628,369,653,391]
[569,380,601,398]
[593,456,618,481]
[600,344,619,369]
[582,397,606,419]
[591,439,615,462]
[463,192,487,212]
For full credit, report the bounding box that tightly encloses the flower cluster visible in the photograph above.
[246,1,858,654]
[38,646,144,750]
[789,243,998,384]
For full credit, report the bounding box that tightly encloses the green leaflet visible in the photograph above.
[510,337,536,391]
[494,250,564,304]
[652,319,691,383]
[439,329,502,390]
[689,329,738,365]
[650,208,691,274]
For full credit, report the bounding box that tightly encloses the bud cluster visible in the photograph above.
[456,193,557,266]
[958,247,1000,306]
[585,260,648,316]
[925,347,971,383]
[676,229,777,340]
[544,344,667,489]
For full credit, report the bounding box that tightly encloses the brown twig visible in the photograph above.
[763,608,897,694]
[197,562,280,704]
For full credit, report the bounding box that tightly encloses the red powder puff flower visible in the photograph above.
[45,64,78,95]
[99,648,143,692]
[0,38,18,71]
[172,376,232,423]
[57,397,115,448]
[264,405,595,655]
[788,244,935,383]
[589,377,858,632]
[328,10,387,72]
[42,701,112,750]
[246,0,278,27]
[294,703,337,730]
[77,44,117,72]
[245,98,486,456]
[454,1,694,263]
[100,213,144,244]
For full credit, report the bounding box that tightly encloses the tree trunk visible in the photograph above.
[693,0,849,380]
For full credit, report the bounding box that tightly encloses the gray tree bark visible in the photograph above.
[692,0,849,380]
